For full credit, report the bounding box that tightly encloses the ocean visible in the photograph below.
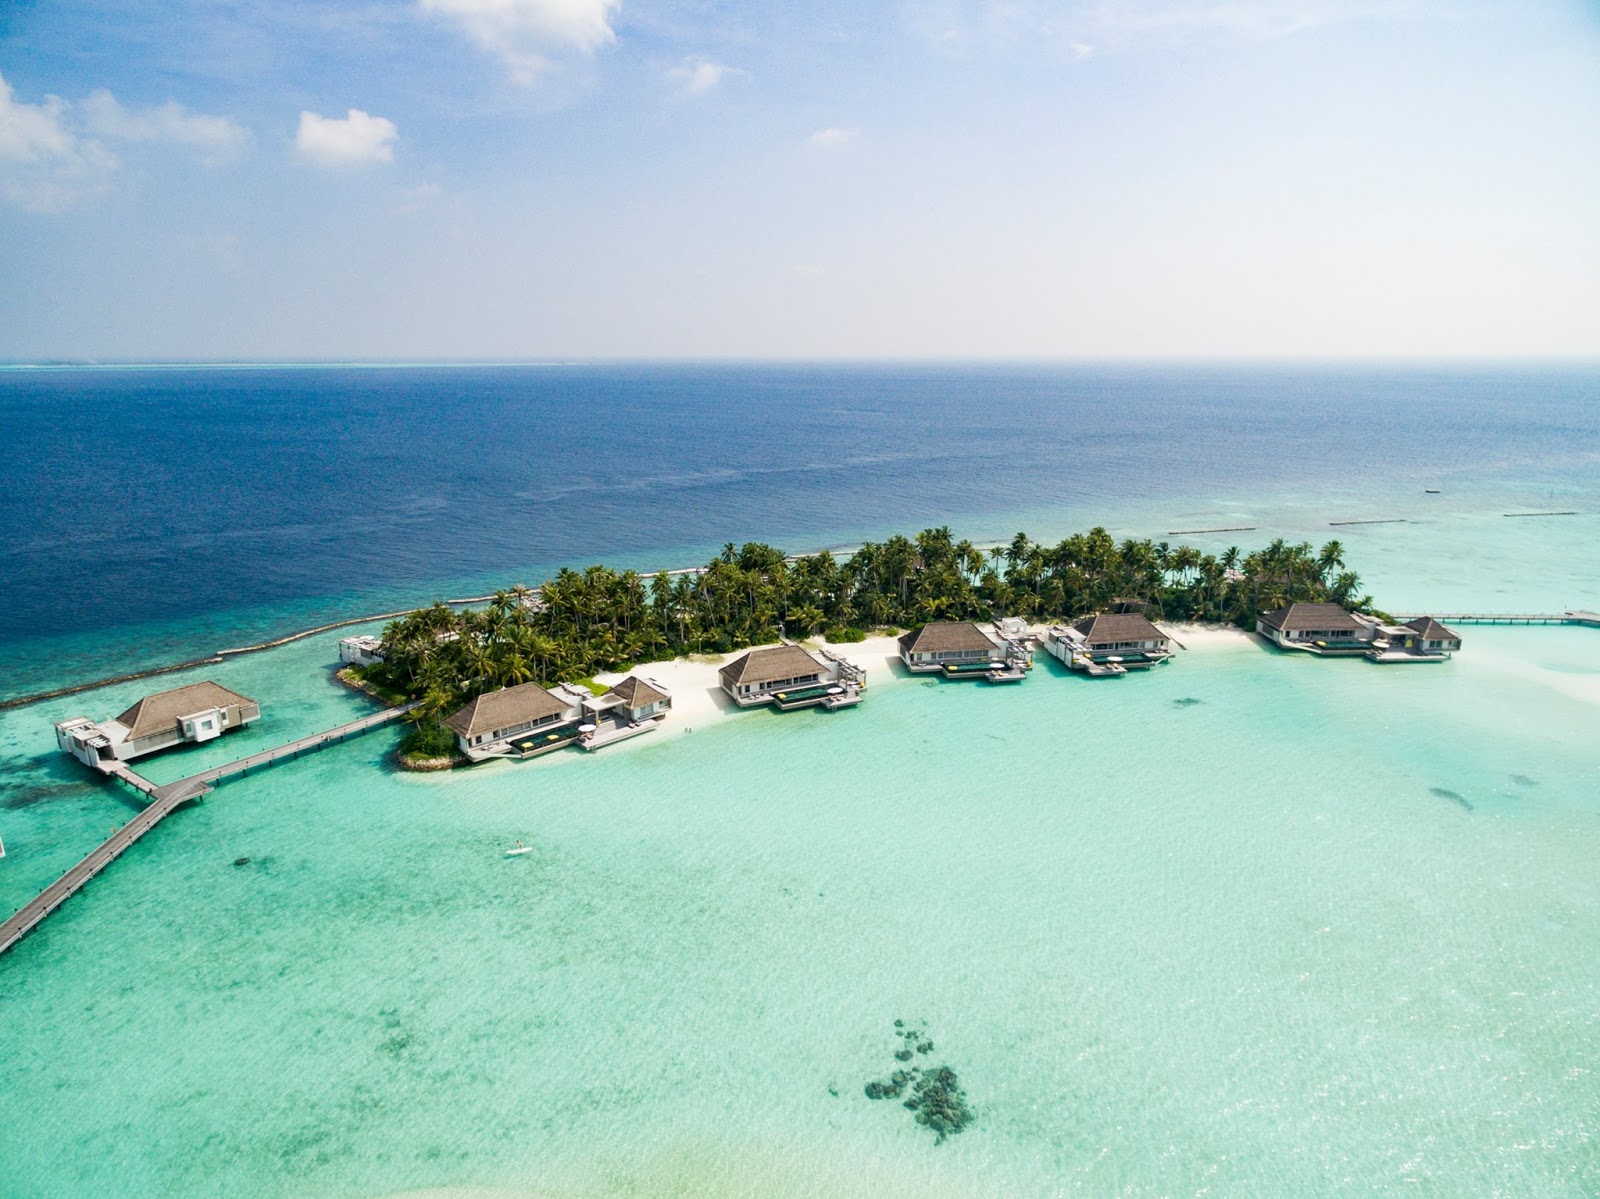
[1,363,1597,1197]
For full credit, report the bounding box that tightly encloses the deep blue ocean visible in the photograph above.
[2,362,1597,697]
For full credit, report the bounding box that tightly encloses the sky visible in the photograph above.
[1,0,1598,361]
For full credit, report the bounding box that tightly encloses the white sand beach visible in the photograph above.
[593,633,906,744]
[1155,621,1261,652]
[591,623,1257,748]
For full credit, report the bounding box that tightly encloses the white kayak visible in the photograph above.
[505,846,535,856]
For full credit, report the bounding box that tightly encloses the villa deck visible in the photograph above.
[472,723,584,760]
[1283,640,1372,656]
[940,660,1006,677]
[579,720,660,751]
[506,725,583,756]
[770,683,859,710]
[1366,649,1450,664]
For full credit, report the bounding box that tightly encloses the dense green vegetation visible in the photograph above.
[364,527,1371,735]
[397,719,461,761]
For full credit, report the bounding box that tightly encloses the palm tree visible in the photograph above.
[1317,540,1345,586]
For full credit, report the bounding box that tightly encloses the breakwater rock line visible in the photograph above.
[0,598,497,712]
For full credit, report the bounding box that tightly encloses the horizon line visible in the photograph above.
[3,354,1600,372]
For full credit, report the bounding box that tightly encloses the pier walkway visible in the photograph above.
[1391,612,1600,627]
[0,703,415,958]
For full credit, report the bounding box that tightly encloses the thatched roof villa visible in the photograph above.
[445,682,583,760]
[719,644,862,710]
[55,680,261,769]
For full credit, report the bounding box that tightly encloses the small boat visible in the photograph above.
[505,842,534,857]
[1425,489,1440,494]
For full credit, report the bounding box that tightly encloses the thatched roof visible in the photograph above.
[897,622,999,655]
[116,681,256,741]
[445,683,574,739]
[608,676,670,707]
[1258,603,1363,633]
[719,645,826,687]
[1072,613,1167,646]
[1404,617,1461,641]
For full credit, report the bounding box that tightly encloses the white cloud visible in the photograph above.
[808,127,859,149]
[420,0,620,82]
[668,58,737,94]
[0,71,116,211]
[296,109,398,168]
[81,91,248,161]
[1,71,248,210]
[0,73,75,165]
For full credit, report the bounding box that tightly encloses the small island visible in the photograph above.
[343,526,1376,766]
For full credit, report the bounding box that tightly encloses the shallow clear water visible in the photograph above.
[3,626,1598,1197]
[2,365,1598,1197]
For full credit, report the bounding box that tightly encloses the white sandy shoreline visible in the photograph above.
[588,623,1257,751]
[591,633,906,747]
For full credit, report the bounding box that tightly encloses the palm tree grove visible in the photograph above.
[354,528,1371,759]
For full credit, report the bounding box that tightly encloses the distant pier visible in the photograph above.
[1389,611,1600,627]
[0,703,415,958]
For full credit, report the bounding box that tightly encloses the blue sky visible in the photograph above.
[1,0,1597,360]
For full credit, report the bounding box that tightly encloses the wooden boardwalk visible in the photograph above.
[0,703,415,958]
[1392,611,1600,627]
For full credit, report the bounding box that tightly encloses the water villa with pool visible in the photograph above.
[1042,613,1173,676]
[444,683,585,761]
[897,621,1032,682]
[444,675,675,760]
[1257,603,1462,662]
[718,644,864,710]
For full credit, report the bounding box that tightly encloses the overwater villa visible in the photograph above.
[897,621,1032,682]
[444,682,584,761]
[1256,603,1372,653]
[1042,613,1172,676]
[1369,616,1463,662]
[571,675,672,750]
[718,644,864,710]
[55,681,261,770]
[1257,603,1461,662]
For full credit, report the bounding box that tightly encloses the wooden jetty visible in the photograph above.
[1389,611,1600,627]
[0,703,414,958]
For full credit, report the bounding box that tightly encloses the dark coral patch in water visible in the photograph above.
[1430,787,1473,812]
[864,1022,972,1144]
[2,780,87,810]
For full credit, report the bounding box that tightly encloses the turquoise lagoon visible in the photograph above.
[3,503,1599,1197]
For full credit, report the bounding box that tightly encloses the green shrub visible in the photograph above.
[825,626,868,643]
[401,719,458,759]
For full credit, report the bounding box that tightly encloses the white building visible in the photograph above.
[1043,613,1172,676]
[338,635,386,666]
[444,682,583,761]
[718,644,862,710]
[55,681,261,770]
